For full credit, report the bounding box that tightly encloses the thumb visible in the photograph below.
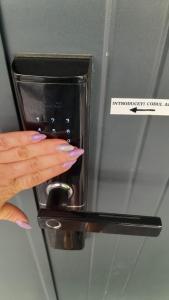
[0,203,31,229]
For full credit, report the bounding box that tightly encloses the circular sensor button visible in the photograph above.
[46,182,73,199]
[46,219,62,230]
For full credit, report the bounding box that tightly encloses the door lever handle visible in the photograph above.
[38,209,162,237]
[37,183,162,249]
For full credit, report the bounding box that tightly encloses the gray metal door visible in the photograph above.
[1,1,169,300]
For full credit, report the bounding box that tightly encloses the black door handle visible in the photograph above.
[38,209,162,237]
[37,185,162,250]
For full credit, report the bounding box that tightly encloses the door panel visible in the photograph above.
[0,2,105,299]
[124,191,169,300]
[1,1,169,300]
[0,36,56,300]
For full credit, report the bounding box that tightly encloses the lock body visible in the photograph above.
[12,54,92,249]
[12,54,162,250]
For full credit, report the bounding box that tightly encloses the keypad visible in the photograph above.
[34,116,72,142]
[21,83,80,147]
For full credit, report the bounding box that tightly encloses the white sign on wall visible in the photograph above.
[110,98,169,116]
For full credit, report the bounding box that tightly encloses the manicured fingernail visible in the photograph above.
[63,159,77,169]
[32,133,47,141]
[57,144,75,152]
[69,148,84,157]
[16,220,32,229]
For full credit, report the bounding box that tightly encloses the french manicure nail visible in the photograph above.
[16,220,32,230]
[32,133,47,141]
[57,144,75,152]
[63,159,77,169]
[69,148,84,157]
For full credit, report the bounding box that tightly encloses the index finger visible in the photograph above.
[0,131,47,151]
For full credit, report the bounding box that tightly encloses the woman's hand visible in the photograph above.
[0,131,84,229]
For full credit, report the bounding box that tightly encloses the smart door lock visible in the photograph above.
[12,54,162,250]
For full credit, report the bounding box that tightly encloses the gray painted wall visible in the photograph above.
[1,1,169,299]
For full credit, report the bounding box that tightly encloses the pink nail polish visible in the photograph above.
[32,134,47,141]
[57,144,75,152]
[69,149,84,157]
[63,159,77,169]
[16,220,32,229]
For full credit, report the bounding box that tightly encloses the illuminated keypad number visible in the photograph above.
[50,117,55,123]
[65,118,70,124]
[66,129,71,135]
[36,116,40,122]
